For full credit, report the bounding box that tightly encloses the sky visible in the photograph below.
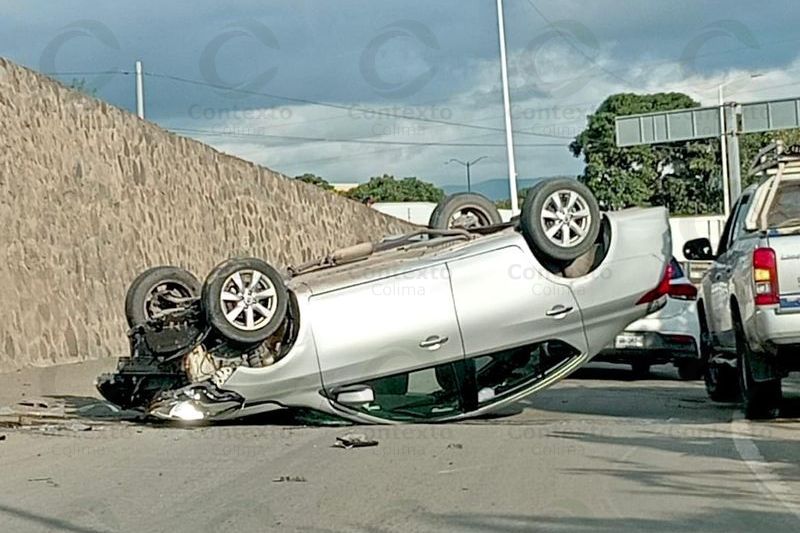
[3,0,800,190]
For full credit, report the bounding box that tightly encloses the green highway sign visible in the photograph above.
[615,107,721,147]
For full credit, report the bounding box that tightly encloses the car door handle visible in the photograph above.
[546,305,575,318]
[419,335,448,350]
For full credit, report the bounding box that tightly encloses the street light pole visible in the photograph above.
[135,60,145,119]
[717,73,762,217]
[446,156,488,192]
[495,0,519,214]
[718,85,730,217]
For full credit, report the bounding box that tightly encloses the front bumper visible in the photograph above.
[595,331,699,365]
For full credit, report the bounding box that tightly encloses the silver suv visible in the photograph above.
[684,142,800,419]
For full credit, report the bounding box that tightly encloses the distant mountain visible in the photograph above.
[441,177,574,201]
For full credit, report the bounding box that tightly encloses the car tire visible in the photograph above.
[631,361,650,379]
[428,193,502,230]
[677,360,702,380]
[124,266,200,327]
[698,306,739,402]
[704,361,739,402]
[520,178,601,262]
[734,311,781,419]
[202,258,289,345]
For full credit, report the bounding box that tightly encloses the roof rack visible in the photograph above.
[745,140,800,231]
[749,140,800,176]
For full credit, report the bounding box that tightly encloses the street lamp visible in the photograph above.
[446,156,488,192]
[718,73,763,216]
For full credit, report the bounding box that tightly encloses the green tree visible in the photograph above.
[346,174,444,203]
[294,173,334,191]
[571,92,723,215]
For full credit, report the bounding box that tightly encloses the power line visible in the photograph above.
[522,0,632,87]
[144,71,574,140]
[42,70,131,77]
[168,126,568,148]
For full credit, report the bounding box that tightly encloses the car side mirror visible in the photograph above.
[334,385,375,405]
[683,238,715,261]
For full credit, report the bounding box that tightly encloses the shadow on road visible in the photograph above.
[412,508,798,532]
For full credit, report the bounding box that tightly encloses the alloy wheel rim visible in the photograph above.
[540,190,592,248]
[219,270,277,331]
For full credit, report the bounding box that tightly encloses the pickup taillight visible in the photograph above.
[753,247,779,306]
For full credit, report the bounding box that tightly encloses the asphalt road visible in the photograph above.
[1,360,799,532]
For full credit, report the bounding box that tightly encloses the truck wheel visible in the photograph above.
[704,361,739,402]
[676,360,702,380]
[125,266,200,327]
[202,258,289,345]
[735,314,781,419]
[520,178,601,262]
[428,193,502,230]
[631,361,650,379]
[698,307,739,401]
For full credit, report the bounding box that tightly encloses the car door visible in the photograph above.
[708,194,751,350]
[309,263,467,421]
[446,245,588,408]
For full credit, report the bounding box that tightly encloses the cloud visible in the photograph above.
[175,38,800,189]
[7,0,800,192]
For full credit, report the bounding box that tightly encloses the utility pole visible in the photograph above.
[135,60,145,119]
[495,0,519,214]
[717,74,761,216]
[725,104,743,205]
[718,85,730,217]
[446,156,488,192]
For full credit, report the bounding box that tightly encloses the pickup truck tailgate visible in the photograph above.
[768,234,800,310]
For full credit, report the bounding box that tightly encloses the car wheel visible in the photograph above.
[631,361,650,379]
[125,266,200,327]
[428,192,502,230]
[704,361,739,402]
[676,360,702,380]
[698,307,739,401]
[734,312,781,419]
[520,178,601,262]
[202,258,289,345]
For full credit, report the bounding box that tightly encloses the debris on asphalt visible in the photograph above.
[0,434,6,441]
[76,401,120,417]
[18,399,49,409]
[333,433,379,449]
[272,476,307,483]
[28,477,59,488]
[66,422,92,432]
[447,443,463,449]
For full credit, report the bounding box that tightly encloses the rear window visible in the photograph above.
[768,182,800,228]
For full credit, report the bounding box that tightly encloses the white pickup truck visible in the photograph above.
[684,142,800,419]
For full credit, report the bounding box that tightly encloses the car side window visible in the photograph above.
[731,194,752,242]
[349,361,467,422]
[468,340,580,405]
[716,199,740,256]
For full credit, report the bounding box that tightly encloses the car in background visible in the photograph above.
[595,258,701,379]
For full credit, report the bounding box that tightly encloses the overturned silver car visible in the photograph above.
[98,179,672,424]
